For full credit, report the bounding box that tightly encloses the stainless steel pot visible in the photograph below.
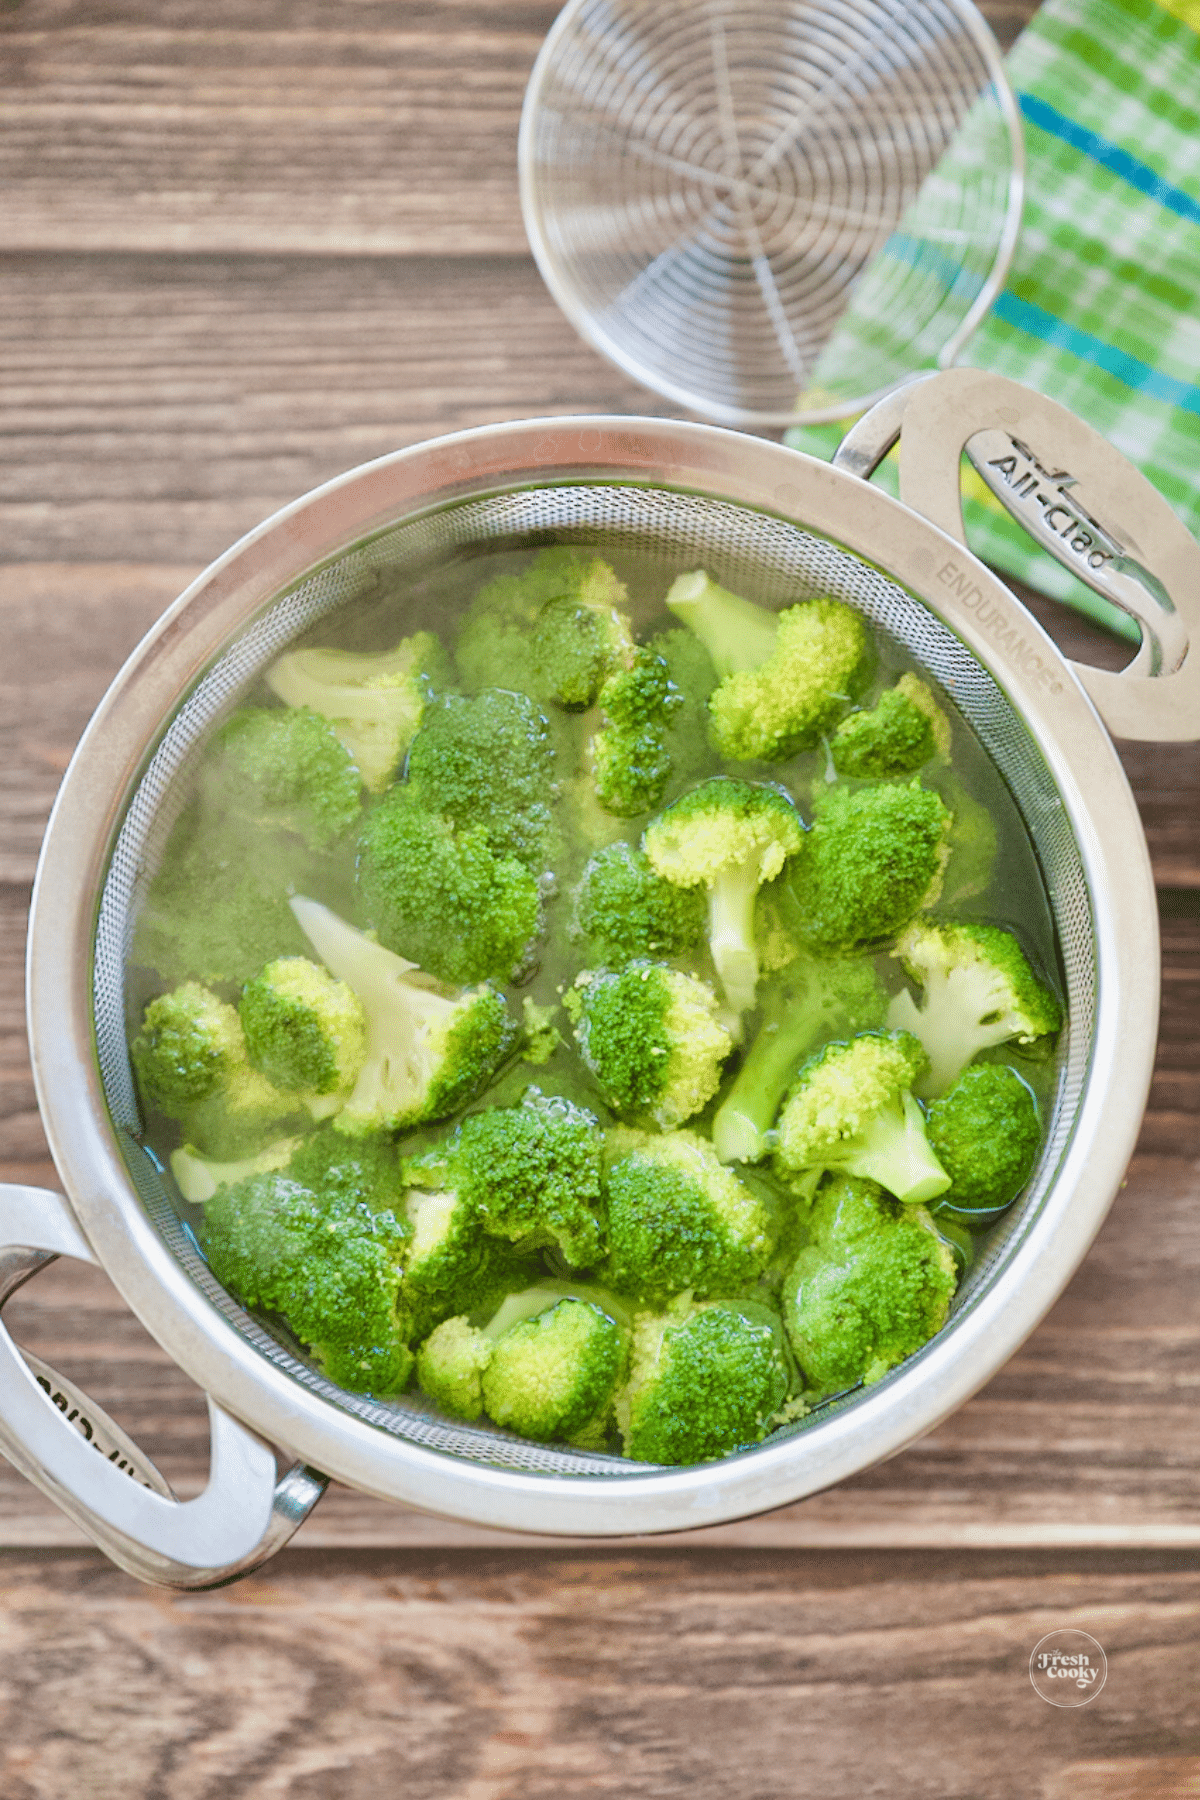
[3,369,1197,1588]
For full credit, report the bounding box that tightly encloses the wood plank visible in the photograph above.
[2,1145,1196,1549]
[0,1546,1196,1798]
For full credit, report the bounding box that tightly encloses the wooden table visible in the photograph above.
[2,4,1199,1793]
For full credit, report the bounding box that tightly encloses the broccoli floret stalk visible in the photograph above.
[406,688,557,873]
[785,779,952,953]
[171,1135,301,1205]
[455,549,629,700]
[643,777,805,1016]
[615,1294,795,1464]
[198,706,362,849]
[566,963,735,1130]
[266,631,444,793]
[589,648,683,817]
[774,1030,951,1206]
[830,675,952,779]
[782,1175,958,1397]
[604,1128,777,1304]
[666,571,872,762]
[925,1064,1043,1214]
[573,842,706,967]
[712,954,887,1164]
[240,956,367,1111]
[404,1089,606,1270]
[200,1148,411,1396]
[131,983,303,1158]
[357,788,541,987]
[291,898,518,1134]
[887,919,1063,1096]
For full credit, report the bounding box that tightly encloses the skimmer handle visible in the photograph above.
[0,1184,327,1588]
[833,367,1200,743]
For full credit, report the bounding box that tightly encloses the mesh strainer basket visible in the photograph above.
[2,373,1197,1586]
[519,0,1024,425]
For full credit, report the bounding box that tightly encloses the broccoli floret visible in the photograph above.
[604,1127,777,1304]
[200,1167,411,1395]
[666,571,871,762]
[171,1135,302,1205]
[131,983,302,1158]
[925,1063,1042,1213]
[291,898,517,1134]
[132,807,316,988]
[480,1293,627,1446]
[935,773,999,906]
[645,627,718,782]
[266,631,446,793]
[520,997,563,1066]
[782,1174,958,1397]
[712,954,887,1164]
[573,842,706,967]
[199,706,362,850]
[406,688,557,872]
[529,559,634,710]
[416,1314,496,1422]
[774,1030,951,1206]
[240,956,367,1101]
[643,777,805,1016]
[404,1089,605,1269]
[455,549,630,700]
[588,648,683,818]
[615,1294,794,1464]
[566,963,735,1131]
[830,675,951,779]
[785,779,951,953]
[887,919,1063,1095]
[357,788,541,987]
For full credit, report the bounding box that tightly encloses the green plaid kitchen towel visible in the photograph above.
[786,0,1200,640]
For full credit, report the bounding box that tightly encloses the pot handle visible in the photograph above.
[831,367,1200,743]
[0,1183,327,1588]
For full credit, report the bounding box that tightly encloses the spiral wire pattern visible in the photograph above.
[520,0,1023,425]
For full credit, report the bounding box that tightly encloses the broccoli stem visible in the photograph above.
[708,866,762,1018]
[712,987,827,1164]
[665,572,779,678]
[839,1093,951,1206]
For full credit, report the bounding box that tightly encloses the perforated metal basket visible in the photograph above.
[3,373,1198,1586]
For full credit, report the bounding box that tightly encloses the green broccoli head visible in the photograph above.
[455,549,629,701]
[398,1181,540,1343]
[405,1089,606,1270]
[200,1167,411,1395]
[132,806,317,988]
[479,1293,627,1446]
[566,963,735,1131]
[290,898,518,1133]
[646,626,718,782]
[357,788,541,987]
[830,675,952,779]
[240,956,367,1098]
[665,572,871,762]
[782,1175,958,1396]
[712,953,888,1164]
[588,647,684,819]
[604,1127,777,1304]
[199,706,362,850]
[643,777,805,1015]
[785,779,951,953]
[888,918,1063,1095]
[416,1315,495,1422]
[934,773,999,906]
[406,688,557,872]
[615,1294,794,1464]
[573,842,706,967]
[132,983,303,1159]
[774,1029,951,1206]
[925,1063,1042,1214]
[265,631,446,793]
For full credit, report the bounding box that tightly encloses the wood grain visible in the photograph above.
[0,1547,1198,1798]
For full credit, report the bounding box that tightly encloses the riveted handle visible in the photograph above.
[0,1184,327,1588]
[833,367,1200,743]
